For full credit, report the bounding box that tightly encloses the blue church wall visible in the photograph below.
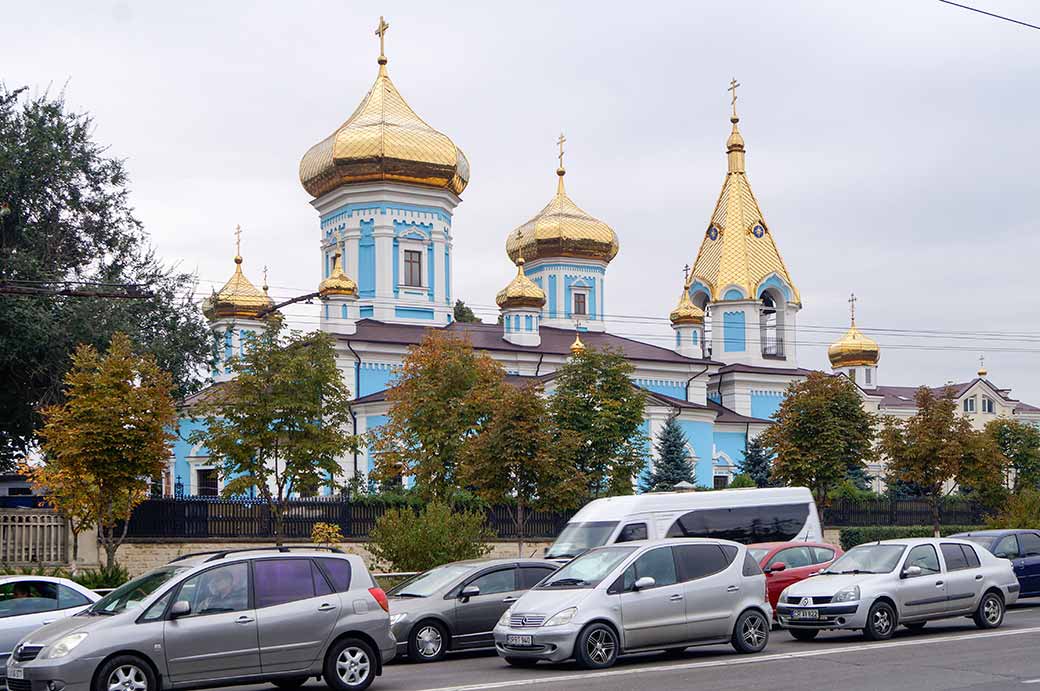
[588,277,597,321]
[634,378,686,400]
[756,274,792,302]
[172,417,208,495]
[677,420,715,488]
[365,414,388,476]
[358,363,396,397]
[427,243,435,300]
[723,311,746,352]
[359,306,374,318]
[708,391,721,404]
[320,201,452,228]
[392,238,399,296]
[713,431,747,480]
[394,307,435,321]
[637,419,652,488]
[723,288,745,301]
[445,250,451,304]
[750,390,784,420]
[548,275,558,318]
[358,219,375,298]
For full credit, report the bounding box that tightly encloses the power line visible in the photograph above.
[938,0,1040,30]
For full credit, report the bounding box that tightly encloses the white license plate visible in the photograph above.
[8,668,24,680]
[507,634,533,646]
[791,609,819,620]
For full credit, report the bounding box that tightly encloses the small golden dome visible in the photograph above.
[505,166,619,264]
[319,252,358,298]
[570,332,586,355]
[298,31,469,198]
[202,254,274,321]
[669,289,704,325]
[828,321,880,368]
[496,256,546,310]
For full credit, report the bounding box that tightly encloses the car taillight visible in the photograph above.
[369,587,389,613]
[763,580,769,603]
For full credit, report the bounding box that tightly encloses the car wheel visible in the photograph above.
[904,622,927,632]
[789,628,820,642]
[324,637,376,691]
[731,609,770,654]
[408,621,448,663]
[973,591,1005,629]
[93,655,156,691]
[863,601,897,641]
[504,657,539,667]
[575,623,619,669]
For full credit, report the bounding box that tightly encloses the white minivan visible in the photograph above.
[545,487,821,560]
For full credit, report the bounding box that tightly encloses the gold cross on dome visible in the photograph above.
[979,353,985,370]
[683,264,690,282]
[557,132,566,169]
[375,16,390,58]
[848,292,857,323]
[234,224,242,256]
[728,77,741,116]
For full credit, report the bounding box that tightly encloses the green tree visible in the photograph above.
[728,473,757,489]
[0,86,210,469]
[190,318,357,544]
[452,299,481,323]
[640,416,694,492]
[372,332,503,500]
[738,436,773,488]
[35,333,176,568]
[879,387,1007,537]
[987,488,1040,530]
[549,347,648,500]
[368,502,493,572]
[461,383,581,555]
[760,372,876,512]
[986,418,1040,491]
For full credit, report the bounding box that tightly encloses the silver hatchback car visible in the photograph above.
[5,547,395,691]
[777,537,1020,640]
[493,538,772,669]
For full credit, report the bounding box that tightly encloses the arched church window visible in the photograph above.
[759,290,784,358]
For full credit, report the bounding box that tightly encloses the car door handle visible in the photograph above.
[727,585,740,592]
[235,615,255,624]
[975,575,984,581]
[41,620,55,625]
[935,581,944,587]
[669,594,684,601]
[502,597,518,603]
[318,603,336,612]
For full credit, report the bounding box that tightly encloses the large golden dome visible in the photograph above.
[202,254,273,321]
[496,255,546,310]
[299,35,469,198]
[828,321,880,368]
[506,167,619,264]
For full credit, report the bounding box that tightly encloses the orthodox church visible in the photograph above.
[167,21,1039,497]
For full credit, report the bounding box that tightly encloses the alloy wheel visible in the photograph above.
[586,628,615,665]
[416,625,443,658]
[336,647,371,687]
[107,666,147,691]
[742,613,767,648]
[984,596,1002,625]
[873,608,893,636]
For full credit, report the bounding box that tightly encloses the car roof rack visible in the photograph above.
[169,545,346,564]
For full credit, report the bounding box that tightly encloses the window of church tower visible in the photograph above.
[982,397,995,414]
[404,249,422,287]
[759,291,784,358]
[573,292,587,316]
[865,368,872,385]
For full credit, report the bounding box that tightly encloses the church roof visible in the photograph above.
[865,378,1038,411]
[687,102,800,305]
[201,243,274,321]
[495,256,546,309]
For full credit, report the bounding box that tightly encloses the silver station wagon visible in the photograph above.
[5,547,395,691]
[778,537,1020,640]
[493,538,772,669]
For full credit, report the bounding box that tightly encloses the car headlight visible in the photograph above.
[832,585,860,603]
[542,607,577,627]
[498,606,515,627]
[41,633,88,659]
[389,613,408,627]
[779,586,791,602]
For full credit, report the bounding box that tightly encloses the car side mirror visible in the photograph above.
[170,600,191,618]
[633,576,656,591]
[995,552,1012,560]
[902,565,922,578]
[768,562,787,573]
[459,585,480,600]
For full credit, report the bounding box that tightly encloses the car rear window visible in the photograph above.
[254,559,316,608]
[317,557,352,592]
[1021,533,1040,557]
[962,544,981,568]
[941,543,969,571]
[673,544,729,581]
[742,552,763,576]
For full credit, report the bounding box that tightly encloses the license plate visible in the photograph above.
[8,668,23,680]
[507,634,533,646]
[792,609,819,620]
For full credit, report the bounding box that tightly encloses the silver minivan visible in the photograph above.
[5,547,395,691]
[494,538,771,669]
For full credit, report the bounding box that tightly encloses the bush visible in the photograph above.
[986,489,1040,529]
[728,474,756,489]
[311,522,344,546]
[368,501,493,572]
[839,525,984,551]
[72,563,130,590]
[828,480,881,502]
[0,566,68,577]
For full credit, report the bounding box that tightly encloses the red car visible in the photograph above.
[748,541,844,614]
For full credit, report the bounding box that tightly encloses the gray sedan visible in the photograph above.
[778,537,1020,640]
[388,559,559,662]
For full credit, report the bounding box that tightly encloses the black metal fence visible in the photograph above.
[822,497,986,527]
[124,498,574,540]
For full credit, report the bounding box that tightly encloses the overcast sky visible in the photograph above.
[5,1,1039,403]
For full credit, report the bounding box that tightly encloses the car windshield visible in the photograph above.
[389,564,475,598]
[823,544,906,574]
[747,548,770,562]
[88,566,190,615]
[545,521,619,559]
[538,546,634,589]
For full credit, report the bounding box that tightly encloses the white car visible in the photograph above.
[777,538,1019,640]
[0,576,99,689]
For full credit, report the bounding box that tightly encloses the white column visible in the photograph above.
[344,226,360,283]
[433,235,446,305]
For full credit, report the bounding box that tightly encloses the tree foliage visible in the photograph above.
[452,299,481,323]
[640,416,694,492]
[461,383,581,555]
[0,87,210,469]
[549,347,648,500]
[986,418,1040,491]
[371,332,503,500]
[986,488,1040,530]
[760,372,876,511]
[368,502,493,572]
[738,436,773,488]
[189,318,357,544]
[31,333,176,568]
[879,386,1007,536]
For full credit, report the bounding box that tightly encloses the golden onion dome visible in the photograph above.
[318,252,358,298]
[570,332,587,356]
[298,28,469,199]
[496,255,546,310]
[505,165,619,264]
[202,254,274,321]
[828,321,880,368]
[669,289,704,325]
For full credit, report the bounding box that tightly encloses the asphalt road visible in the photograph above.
[253,602,1040,691]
